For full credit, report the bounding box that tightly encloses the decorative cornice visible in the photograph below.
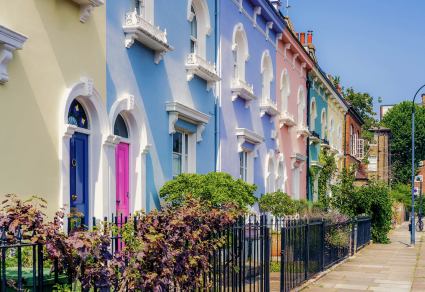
[0,25,27,84]
[166,101,210,142]
[70,0,104,23]
[235,128,263,157]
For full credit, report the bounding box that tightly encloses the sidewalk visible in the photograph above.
[301,222,424,292]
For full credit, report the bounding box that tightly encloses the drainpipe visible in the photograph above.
[214,0,220,172]
[306,77,311,201]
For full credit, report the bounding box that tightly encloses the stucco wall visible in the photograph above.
[0,0,106,217]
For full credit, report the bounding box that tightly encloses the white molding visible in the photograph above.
[253,6,261,27]
[166,101,210,142]
[0,25,27,84]
[290,153,307,169]
[231,78,256,107]
[265,21,273,41]
[260,98,279,118]
[70,0,104,23]
[185,53,220,90]
[123,10,173,64]
[279,111,296,128]
[236,128,263,157]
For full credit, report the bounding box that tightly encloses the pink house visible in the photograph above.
[276,23,314,200]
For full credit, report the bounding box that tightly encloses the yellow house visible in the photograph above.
[0,0,106,219]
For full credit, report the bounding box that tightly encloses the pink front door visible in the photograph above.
[115,143,129,219]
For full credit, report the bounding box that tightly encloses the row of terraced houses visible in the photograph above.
[0,0,366,223]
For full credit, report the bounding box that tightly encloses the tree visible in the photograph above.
[381,101,425,184]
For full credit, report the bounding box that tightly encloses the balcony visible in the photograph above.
[297,124,310,138]
[123,10,173,64]
[70,0,104,23]
[260,98,279,117]
[186,53,220,90]
[279,111,296,128]
[309,131,321,144]
[231,79,256,107]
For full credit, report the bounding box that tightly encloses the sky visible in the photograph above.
[284,0,425,115]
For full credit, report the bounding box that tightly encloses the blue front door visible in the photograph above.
[70,132,89,226]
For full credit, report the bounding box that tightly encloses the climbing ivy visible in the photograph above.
[317,149,337,210]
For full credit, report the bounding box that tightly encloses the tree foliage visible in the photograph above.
[159,172,257,212]
[258,191,297,217]
[381,101,425,184]
[317,149,337,209]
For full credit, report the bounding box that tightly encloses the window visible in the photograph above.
[261,51,273,102]
[329,119,334,143]
[232,24,248,82]
[68,99,89,129]
[114,114,129,138]
[292,167,300,200]
[280,70,290,113]
[368,156,377,171]
[350,125,355,155]
[310,98,317,131]
[240,151,248,182]
[172,132,189,178]
[266,155,275,193]
[321,109,326,138]
[190,5,198,54]
[276,160,285,192]
[297,88,305,125]
[136,0,154,24]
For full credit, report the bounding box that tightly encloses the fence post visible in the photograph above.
[280,222,286,292]
[264,221,270,292]
[321,220,325,272]
[304,219,309,281]
[353,219,358,254]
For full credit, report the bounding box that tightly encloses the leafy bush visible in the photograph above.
[159,172,256,212]
[113,197,237,290]
[258,191,296,217]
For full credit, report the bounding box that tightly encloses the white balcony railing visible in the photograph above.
[123,10,173,64]
[231,79,256,107]
[260,98,279,117]
[279,111,296,128]
[186,53,220,90]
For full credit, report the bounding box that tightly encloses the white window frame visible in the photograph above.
[297,87,306,126]
[275,157,286,193]
[280,69,290,113]
[172,130,196,178]
[261,50,273,103]
[292,167,301,200]
[136,0,154,24]
[232,23,249,82]
[187,0,211,59]
[321,109,327,139]
[310,97,317,131]
[265,152,276,193]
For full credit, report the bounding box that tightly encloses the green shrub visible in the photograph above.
[258,191,296,217]
[159,172,257,212]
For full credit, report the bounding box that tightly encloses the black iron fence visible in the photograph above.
[0,215,371,291]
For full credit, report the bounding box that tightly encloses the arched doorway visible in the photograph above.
[114,114,130,218]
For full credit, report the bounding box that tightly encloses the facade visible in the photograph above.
[218,0,283,197]
[276,20,314,200]
[368,127,391,184]
[0,0,106,221]
[107,0,219,214]
[344,105,367,184]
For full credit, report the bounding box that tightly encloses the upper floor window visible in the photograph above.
[232,24,249,82]
[187,0,211,59]
[321,109,326,139]
[68,99,89,129]
[297,88,306,125]
[310,98,317,131]
[172,131,189,178]
[136,0,154,24]
[261,50,273,102]
[280,70,290,113]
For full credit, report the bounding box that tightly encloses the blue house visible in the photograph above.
[218,0,284,198]
[106,0,219,213]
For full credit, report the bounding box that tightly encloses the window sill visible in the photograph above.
[186,53,220,90]
[279,111,296,128]
[231,79,256,107]
[260,99,279,117]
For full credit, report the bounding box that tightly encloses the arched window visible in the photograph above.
[266,155,275,193]
[310,98,317,131]
[276,158,285,192]
[114,114,129,138]
[188,0,211,59]
[261,51,273,102]
[321,109,326,139]
[68,99,89,129]
[297,88,305,125]
[232,24,249,82]
[280,70,290,113]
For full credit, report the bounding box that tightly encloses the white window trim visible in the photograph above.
[232,23,249,82]
[275,154,287,193]
[261,50,273,103]
[265,150,276,193]
[0,25,27,84]
[187,0,211,59]
[235,128,264,157]
[310,97,317,132]
[166,101,210,143]
[172,131,196,176]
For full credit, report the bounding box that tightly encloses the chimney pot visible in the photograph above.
[300,32,306,45]
[307,30,313,45]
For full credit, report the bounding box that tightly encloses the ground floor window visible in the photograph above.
[292,167,300,200]
[239,151,249,182]
[173,131,189,178]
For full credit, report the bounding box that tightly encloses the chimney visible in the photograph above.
[422,94,425,107]
[307,30,313,45]
[270,0,282,10]
[300,32,306,45]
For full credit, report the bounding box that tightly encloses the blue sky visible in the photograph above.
[284,0,425,114]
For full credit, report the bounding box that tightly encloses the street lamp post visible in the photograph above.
[411,84,425,245]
